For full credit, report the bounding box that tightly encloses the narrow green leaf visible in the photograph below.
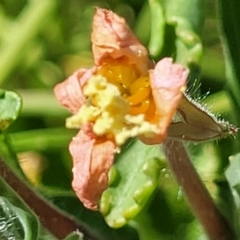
[0,89,22,131]
[99,139,166,228]
[0,0,57,84]
[218,0,240,105]
[9,128,74,152]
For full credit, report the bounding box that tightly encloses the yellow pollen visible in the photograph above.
[66,75,160,146]
[97,63,156,119]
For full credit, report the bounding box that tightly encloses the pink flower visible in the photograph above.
[54,8,189,210]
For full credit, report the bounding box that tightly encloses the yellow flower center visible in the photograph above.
[97,62,156,121]
[66,62,159,146]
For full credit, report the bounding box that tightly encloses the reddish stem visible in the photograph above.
[0,158,99,240]
[163,139,234,240]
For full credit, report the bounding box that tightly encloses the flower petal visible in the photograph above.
[54,68,96,114]
[141,58,189,144]
[70,123,116,210]
[92,8,149,74]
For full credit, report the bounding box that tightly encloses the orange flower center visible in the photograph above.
[97,62,156,121]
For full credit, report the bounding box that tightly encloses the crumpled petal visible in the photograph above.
[92,8,149,75]
[54,68,96,114]
[70,123,116,210]
[141,58,188,144]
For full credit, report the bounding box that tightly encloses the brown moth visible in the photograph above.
[168,94,238,142]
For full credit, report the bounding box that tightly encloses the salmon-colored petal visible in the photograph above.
[70,123,116,210]
[91,8,149,74]
[54,68,96,114]
[141,58,189,144]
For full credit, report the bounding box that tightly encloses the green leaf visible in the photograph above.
[0,197,24,239]
[37,227,58,240]
[148,0,204,66]
[64,231,83,240]
[218,0,240,109]
[226,153,240,196]
[0,197,38,240]
[50,195,139,240]
[0,175,39,240]
[99,139,166,228]
[148,0,165,57]
[165,0,204,66]
[225,153,240,237]
[0,89,22,131]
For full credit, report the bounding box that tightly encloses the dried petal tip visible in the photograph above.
[92,8,149,74]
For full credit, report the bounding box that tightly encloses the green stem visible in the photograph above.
[201,91,233,115]
[218,0,240,90]
[0,133,24,177]
[16,89,68,117]
[9,128,75,152]
[201,49,225,84]
[217,0,240,126]
[0,0,56,84]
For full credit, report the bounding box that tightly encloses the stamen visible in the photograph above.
[97,63,157,119]
[145,96,157,121]
[98,62,137,94]
[129,77,149,94]
[129,100,150,115]
[126,87,150,105]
